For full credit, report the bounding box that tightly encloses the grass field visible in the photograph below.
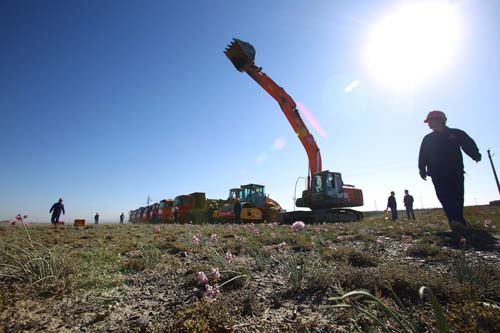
[1,206,500,332]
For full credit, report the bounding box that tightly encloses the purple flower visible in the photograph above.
[210,267,220,281]
[197,271,208,284]
[205,284,220,298]
[210,233,218,245]
[292,221,305,232]
[225,250,235,263]
[278,242,287,254]
[192,235,200,245]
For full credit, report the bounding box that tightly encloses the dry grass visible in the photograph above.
[1,205,499,332]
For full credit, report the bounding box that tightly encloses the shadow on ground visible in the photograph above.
[437,229,500,251]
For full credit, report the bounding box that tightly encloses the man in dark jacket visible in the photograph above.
[386,191,398,221]
[403,190,416,220]
[234,198,242,224]
[418,110,481,234]
[50,198,65,227]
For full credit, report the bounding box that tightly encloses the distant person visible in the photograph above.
[173,206,179,223]
[49,198,65,228]
[120,212,125,224]
[207,204,215,224]
[234,198,242,224]
[94,213,99,225]
[403,190,416,220]
[386,191,398,221]
[418,110,481,235]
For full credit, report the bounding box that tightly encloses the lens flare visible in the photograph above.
[297,102,327,139]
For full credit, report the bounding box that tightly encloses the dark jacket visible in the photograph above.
[387,196,397,209]
[419,127,481,178]
[50,202,65,216]
[404,194,414,207]
[234,201,242,215]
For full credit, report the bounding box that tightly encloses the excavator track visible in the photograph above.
[278,209,363,224]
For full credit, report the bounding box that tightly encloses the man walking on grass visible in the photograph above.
[50,198,65,228]
[418,110,481,236]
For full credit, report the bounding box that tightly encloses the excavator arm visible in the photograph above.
[224,39,322,189]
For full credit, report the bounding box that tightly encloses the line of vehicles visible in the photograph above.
[129,183,283,224]
[130,39,364,225]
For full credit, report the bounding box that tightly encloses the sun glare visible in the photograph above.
[365,1,460,89]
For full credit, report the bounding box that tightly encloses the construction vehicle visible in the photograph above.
[217,184,282,223]
[137,207,146,222]
[225,39,364,223]
[157,199,174,223]
[171,192,219,224]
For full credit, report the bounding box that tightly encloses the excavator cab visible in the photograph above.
[224,38,256,72]
[299,171,363,209]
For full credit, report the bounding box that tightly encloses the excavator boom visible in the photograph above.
[225,39,322,182]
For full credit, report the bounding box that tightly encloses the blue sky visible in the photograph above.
[1,0,499,223]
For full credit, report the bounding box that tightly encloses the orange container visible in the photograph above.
[74,219,85,227]
[57,221,65,225]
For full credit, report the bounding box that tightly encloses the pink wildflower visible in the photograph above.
[153,226,161,234]
[292,221,305,232]
[192,235,200,246]
[484,219,492,228]
[15,214,22,221]
[225,250,235,263]
[210,267,220,281]
[271,232,276,238]
[314,226,321,233]
[197,271,208,284]
[205,284,220,298]
[278,242,287,254]
[210,233,218,245]
[233,234,239,241]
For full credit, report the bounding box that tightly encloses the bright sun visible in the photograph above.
[365,1,460,89]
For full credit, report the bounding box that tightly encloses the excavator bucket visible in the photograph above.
[224,38,256,72]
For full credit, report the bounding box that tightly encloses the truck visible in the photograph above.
[225,38,364,223]
[171,192,220,224]
[157,199,174,223]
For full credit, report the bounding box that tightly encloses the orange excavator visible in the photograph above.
[224,39,364,223]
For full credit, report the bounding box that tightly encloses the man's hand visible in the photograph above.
[419,171,427,181]
[474,154,481,162]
